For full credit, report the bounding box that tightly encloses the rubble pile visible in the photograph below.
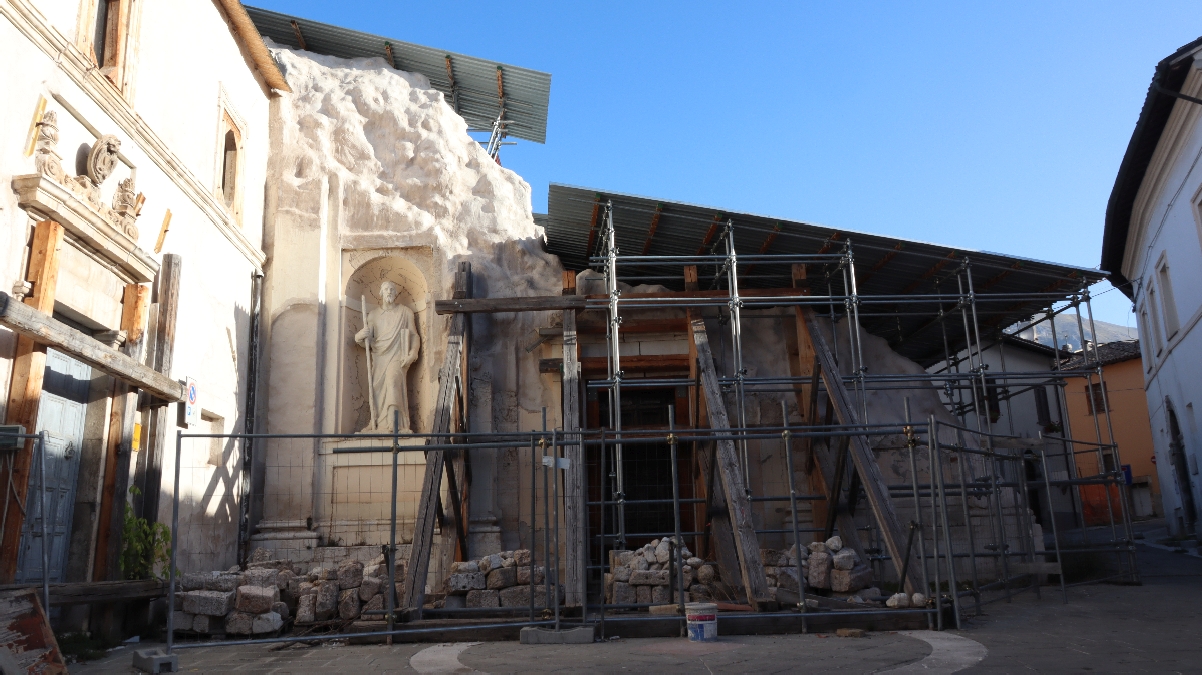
[803,536,874,594]
[442,549,563,609]
[173,548,403,636]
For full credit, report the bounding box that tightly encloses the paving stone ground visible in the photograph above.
[75,520,1202,674]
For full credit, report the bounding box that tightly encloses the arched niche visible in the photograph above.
[342,254,431,434]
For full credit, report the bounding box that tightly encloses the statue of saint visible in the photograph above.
[355,281,420,432]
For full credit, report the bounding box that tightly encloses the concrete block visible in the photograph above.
[448,572,486,594]
[651,586,670,604]
[240,568,279,588]
[466,589,500,608]
[629,570,669,586]
[171,611,193,631]
[612,581,636,606]
[225,611,253,635]
[179,573,208,592]
[636,586,651,605]
[519,626,595,644]
[131,648,178,673]
[612,566,631,583]
[192,614,214,634]
[207,573,240,592]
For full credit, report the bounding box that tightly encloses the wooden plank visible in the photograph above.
[94,284,149,583]
[799,308,923,594]
[0,588,67,673]
[435,295,585,315]
[0,579,165,606]
[403,263,471,614]
[1,220,63,583]
[562,297,584,606]
[0,293,183,403]
[688,317,773,610]
[583,287,806,302]
[139,254,182,524]
[540,318,687,336]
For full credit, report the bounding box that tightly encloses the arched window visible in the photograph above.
[221,130,237,207]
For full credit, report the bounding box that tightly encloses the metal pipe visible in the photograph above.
[931,418,962,629]
[903,399,932,630]
[780,400,808,633]
[388,410,399,639]
[726,222,751,492]
[669,407,686,633]
[551,426,560,631]
[1037,441,1068,603]
[167,432,182,654]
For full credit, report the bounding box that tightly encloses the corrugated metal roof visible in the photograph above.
[245,6,551,144]
[543,183,1108,366]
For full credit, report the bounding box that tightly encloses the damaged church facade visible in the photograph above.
[1,0,1137,636]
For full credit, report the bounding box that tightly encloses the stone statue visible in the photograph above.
[33,110,65,183]
[86,134,121,186]
[355,281,420,433]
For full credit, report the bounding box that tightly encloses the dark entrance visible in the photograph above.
[1167,404,1197,534]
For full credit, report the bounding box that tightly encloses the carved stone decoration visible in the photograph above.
[112,177,140,239]
[86,134,121,186]
[355,280,421,433]
[33,111,66,183]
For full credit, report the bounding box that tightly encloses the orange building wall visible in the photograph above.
[1063,358,1159,517]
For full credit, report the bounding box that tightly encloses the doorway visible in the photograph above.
[16,349,90,583]
[1167,404,1196,535]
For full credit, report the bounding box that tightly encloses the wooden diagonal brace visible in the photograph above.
[799,308,924,594]
[689,317,773,609]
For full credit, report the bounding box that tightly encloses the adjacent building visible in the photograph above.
[1103,35,1202,537]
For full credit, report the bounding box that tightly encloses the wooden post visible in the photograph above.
[137,254,181,525]
[403,263,470,615]
[561,272,584,607]
[689,317,773,610]
[1,220,64,582]
[799,308,923,594]
[93,284,149,583]
[685,309,745,601]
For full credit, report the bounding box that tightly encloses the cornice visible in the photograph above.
[1123,61,1202,281]
[1,0,266,270]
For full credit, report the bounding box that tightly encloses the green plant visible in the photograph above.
[120,486,173,580]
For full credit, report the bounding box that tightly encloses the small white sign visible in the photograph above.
[184,377,200,427]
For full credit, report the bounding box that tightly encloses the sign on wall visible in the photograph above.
[177,377,199,428]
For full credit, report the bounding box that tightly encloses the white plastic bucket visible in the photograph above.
[685,602,718,642]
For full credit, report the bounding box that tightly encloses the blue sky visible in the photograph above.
[254,1,1201,328]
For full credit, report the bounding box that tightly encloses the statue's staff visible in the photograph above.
[361,294,379,429]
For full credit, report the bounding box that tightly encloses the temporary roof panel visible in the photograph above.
[542,183,1106,366]
[245,6,551,144]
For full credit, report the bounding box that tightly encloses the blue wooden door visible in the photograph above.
[16,349,90,584]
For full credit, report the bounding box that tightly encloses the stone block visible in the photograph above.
[517,565,545,585]
[277,569,296,591]
[635,585,651,605]
[363,594,384,613]
[616,551,634,567]
[296,594,316,623]
[207,573,239,592]
[179,573,208,592]
[466,589,500,608]
[487,567,517,589]
[807,551,832,590]
[192,614,214,633]
[240,568,279,589]
[338,589,361,619]
[480,553,503,573]
[651,585,669,604]
[315,582,339,620]
[696,565,715,584]
[338,560,364,589]
[831,564,873,593]
[630,570,669,586]
[298,581,316,597]
[777,566,800,592]
[686,556,704,568]
[612,581,635,606]
[632,556,649,572]
[360,575,382,601]
[250,548,273,563]
[448,572,487,594]
[499,585,528,607]
[272,601,290,620]
[181,590,235,617]
[132,648,177,674]
[514,549,532,566]
[655,540,671,564]
[808,541,829,554]
[451,560,480,574]
[825,536,843,552]
[911,592,927,607]
[252,611,283,634]
[235,585,279,614]
[225,611,253,635]
[886,592,910,608]
[171,611,194,630]
[612,565,631,583]
[760,548,784,567]
[832,548,860,571]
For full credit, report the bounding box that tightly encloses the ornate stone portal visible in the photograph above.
[355,280,420,433]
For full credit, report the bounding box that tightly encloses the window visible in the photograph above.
[1034,385,1052,427]
[1146,285,1165,355]
[1087,381,1109,416]
[85,0,131,89]
[221,130,238,206]
[201,410,226,466]
[1157,256,1181,338]
[1139,308,1154,371]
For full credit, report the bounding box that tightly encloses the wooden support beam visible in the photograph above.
[857,242,904,287]
[743,222,783,274]
[0,579,165,606]
[561,275,585,606]
[289,19,307,50]
[695,215,724,255]
[689,317,773,610]
[584,197,602,260]
[686,313,745,602]
[683,266,699,292]
[640,204,663,255]
[403,263,471,615]
[540,318,687,337]
[138,254,182,525]
[900,251,958,295]
[1,221,63,582]
[540,355,690,375]
[435,295,584,315]
[799,309,924,594]
[94,283,149,583]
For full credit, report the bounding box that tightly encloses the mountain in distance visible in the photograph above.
[1009,313,1137,351]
